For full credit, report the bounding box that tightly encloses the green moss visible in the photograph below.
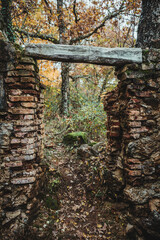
[63,131,88,145]
[45,196,59,210]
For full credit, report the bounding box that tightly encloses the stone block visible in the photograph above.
[13,195,27,207]
[130,127,148,133]
[21,138,36,144]
[124,182,160,204]
[11,138,21,144]
[127,158,141,164]
[2,210,21,225]
[5,161,23,167]
[14,120,35,126]
[15,64,35,71]
[11,177,36,184]
[24,154,36,161]
[128,121,141,127]
[149,198,160,212]
[20,126,37,132]
[23,115,35,120]
[7,70,35,77]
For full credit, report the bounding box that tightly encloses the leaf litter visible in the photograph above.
[26,123,128,240]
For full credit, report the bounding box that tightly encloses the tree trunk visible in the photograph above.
[136,0,160,48]
[60,62,70,115]
[57,0,70,116]
[1,0,15,42]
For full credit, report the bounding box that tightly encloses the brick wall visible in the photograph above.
[0,37,45,238]
[103,49,160,239]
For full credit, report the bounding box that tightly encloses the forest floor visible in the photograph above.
[27,121,129,240]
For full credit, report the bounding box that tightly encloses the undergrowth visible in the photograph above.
[44,86,106,142]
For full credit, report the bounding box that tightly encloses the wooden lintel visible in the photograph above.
[24,44,142,66]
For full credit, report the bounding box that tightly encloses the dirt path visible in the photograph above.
[28,128,128,240]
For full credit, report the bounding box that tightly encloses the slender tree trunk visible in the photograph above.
[61,62,70,115]
[136,0,160,48]
[1,0,15,42]
[98,70,112,102]
[57,0,70,116]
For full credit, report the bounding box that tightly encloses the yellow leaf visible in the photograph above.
[97,224,102,228]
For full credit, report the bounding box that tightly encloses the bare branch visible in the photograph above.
[122,25,132,47]
[70,2,125,44]
[73,0,79,23]
[14,27,59,44]
[44,0,53,15]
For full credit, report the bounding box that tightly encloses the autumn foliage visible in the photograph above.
[0,0,142,138]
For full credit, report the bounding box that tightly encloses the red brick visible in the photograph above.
[128,110,140,116]
[14,120,35,126]
[126,163,142,170]
[16,65,35,71]
[7,102,15,108]
[9,96,34,102]
[123,134,131,139]
[111,126,120,131]
[5,77,19,83]
[21,102,37,108]
[110,132,120,137]
[127,169,142,176]
[127,158,141,164]
[21,77,36,83]
[130,98,140,103]
[8,70,35,77]
[22,90,38,95]
[10,89,22,95]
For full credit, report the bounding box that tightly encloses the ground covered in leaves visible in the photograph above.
[26,122,129,240]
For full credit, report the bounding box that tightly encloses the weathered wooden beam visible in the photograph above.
[24,44,142,66]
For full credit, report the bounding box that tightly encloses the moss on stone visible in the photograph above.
[63,132,88,145]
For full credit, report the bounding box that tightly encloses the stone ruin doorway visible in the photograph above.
[0,38,160,240]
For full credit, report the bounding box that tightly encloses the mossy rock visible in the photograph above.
[63,132,88,145]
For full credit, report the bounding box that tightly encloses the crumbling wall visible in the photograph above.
[0,37,45,239]
[103,49,160,239]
